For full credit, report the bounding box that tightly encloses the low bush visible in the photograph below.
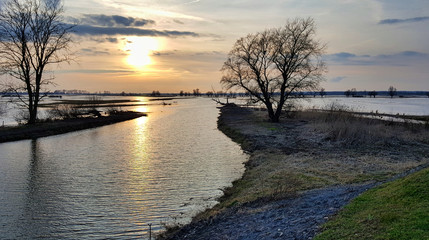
[47,104,86,119]
[13,109,29,125]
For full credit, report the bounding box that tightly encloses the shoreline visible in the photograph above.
[0,111,146,143]
[160,104,429,239]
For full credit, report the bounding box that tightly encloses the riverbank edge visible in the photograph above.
[0,111,146,143]
[159,103,429,239]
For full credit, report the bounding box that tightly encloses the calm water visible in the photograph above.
[227,96,429,116]
[295,97,429,115]
[0,98,247,239]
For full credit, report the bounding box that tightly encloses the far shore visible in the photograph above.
[0,111,146,143]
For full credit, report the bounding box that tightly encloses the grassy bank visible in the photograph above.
[201,105,429,216]
[315,167,429,239]
[159,104,429,239]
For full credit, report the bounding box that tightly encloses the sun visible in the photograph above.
[124,37,159,69]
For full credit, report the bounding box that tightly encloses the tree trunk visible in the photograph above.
[27,94,38,124]
[270,114,280,123]
[28,107,37,124]
[265,102,279,122]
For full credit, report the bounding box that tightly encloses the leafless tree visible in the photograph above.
[221,18,326,122]
[319,88,326,98]
[344,89,351,97]
[368,90,377,98]
[388,86,397,98]
[345,88,357,97]
[193,88,200,96]
[0,0,74,124]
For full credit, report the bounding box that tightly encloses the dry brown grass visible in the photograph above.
[299,103,429,146]
[195,104,429,221]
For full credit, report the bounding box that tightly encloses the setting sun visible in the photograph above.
[124,37,160,69]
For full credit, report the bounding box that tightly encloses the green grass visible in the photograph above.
[315,167,429,240]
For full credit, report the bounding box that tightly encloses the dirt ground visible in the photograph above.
[160,104,429,240]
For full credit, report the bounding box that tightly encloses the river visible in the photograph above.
[0,98,247,239]
[0,95,428,239]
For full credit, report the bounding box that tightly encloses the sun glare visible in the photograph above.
[124,37,159,69]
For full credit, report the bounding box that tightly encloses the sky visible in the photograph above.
[48,0,429,93]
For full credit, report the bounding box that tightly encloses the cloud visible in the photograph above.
[59,69,136,74]
[325,51,429,66]
[379,16,429,25]
[105,37,119,43]
[80,14,155,27]
[331,76,346,83]
[184,0,201,4]
[72,25,199,37]
[86,37,120,43]
[79,48,110,56]
[68,14,199,38]
[173,19,185,25]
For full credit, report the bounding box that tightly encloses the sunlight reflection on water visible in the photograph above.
[0,98,247,239]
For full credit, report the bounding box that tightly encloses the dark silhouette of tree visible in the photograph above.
[193,88,200,96]
[426,92,429,98]
[344,89,351,97]
[151,90,160,96]
[319,88,326,98]
[388,86,397,98]
[221,18,326,122]
[345,88,357,97]
[206,91,214,97]
[179,90,184,96]
[368,90,378,98]
[0,0,74,124]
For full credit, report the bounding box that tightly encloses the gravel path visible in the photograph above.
[166,183,375,240]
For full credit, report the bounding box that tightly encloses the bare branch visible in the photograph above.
[221,17,326,122]
[0,0,74,124]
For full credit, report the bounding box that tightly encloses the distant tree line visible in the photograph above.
[342,86,403,98]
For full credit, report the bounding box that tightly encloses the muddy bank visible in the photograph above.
[161,104,429,239]
[0,111,146,143]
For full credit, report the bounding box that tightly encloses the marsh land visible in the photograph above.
[0,111,146,143]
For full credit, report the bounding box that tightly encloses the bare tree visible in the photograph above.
[344,89,351,97]
[221,18,326,122]
[388,86,397,98]
[368,90,378,98]
[345,88,357,97]
[0,0,74,124]
[193,88,200,96]
[319,88,326,98]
